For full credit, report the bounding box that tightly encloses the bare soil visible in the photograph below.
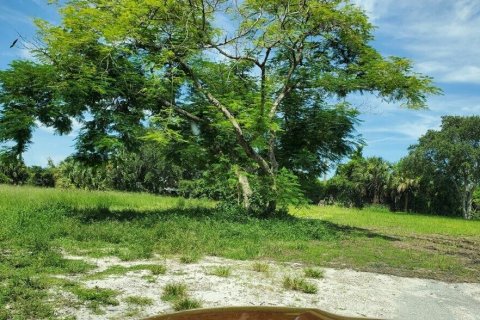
[54,255,480,320]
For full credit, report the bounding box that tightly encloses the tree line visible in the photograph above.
[323,116,480,220]
[2,115,479,220]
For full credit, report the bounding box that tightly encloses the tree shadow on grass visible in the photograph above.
[69,204,399,242]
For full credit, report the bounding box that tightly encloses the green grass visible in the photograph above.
[1,185,479,318]
[161,283,188,302]
[85,264,166,280]
[304,267,324,279]
[69,286,119,313]
[173,297,202,311]
[283,276,318,294]
[293,205,480,237]
[161,282,201,311]
[252,262,270,273]
[207,266,232,277]
[125,295,154,306]
[180,254,201,264]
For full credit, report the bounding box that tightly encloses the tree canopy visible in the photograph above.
[0,0,440,214]
[324,116,480,220]
[404,116,480,219]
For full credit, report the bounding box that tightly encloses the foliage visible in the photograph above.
[28,165,56,188]
[401,116,480,219]
[55,143,192,194]
[0,0,439,214]
[173,297,202,311]
[474,188,480,216]
[0,152,30,185]
[252,262,270,273]
[207,266,232,277]
[124,296,154,306]
[327,149,392,208]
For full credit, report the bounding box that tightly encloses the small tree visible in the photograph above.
[0,153,30,185]
[328,150,391,207]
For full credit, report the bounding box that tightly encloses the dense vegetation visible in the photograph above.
[0,185,479,318]
[2,116,479,219]
[0,0,438,215]
[324,116,480,219]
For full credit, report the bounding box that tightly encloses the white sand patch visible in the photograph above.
[53,255,480,320]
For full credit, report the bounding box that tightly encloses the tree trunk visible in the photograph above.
[404,192,409,212]
[373,190,379,204]
[235,169,252,210]
[466,192,473,220]
[463,183,474,220]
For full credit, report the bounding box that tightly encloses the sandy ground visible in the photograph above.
[54,255,480,320]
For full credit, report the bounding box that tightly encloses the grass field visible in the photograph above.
[1,185,479,318]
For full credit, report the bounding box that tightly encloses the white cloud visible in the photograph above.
[442,66,480,84]
[353,0,480,85]
[361,113,440,140]
[350,0,392,21]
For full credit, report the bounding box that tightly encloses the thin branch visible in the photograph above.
[268,45,303,118]
[159,98,207,124]
[210,45,262,67]
[177,59,272,175]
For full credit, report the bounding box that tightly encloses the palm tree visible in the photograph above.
[396,177,419,212]
[364,157,391,204]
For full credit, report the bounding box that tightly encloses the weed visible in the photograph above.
[173,297,202,311]
[283,276,318,294]
[86,264,166,280]
[145,264,167,275]
[141,275,156,283]
[304,267,324,279]
[124,308,141,317]
[161,283,188,301]
[252,262,269,273]
[208,266,232,277]
[125,296,154,306]
[70,286,119,311]
[180,254,201,264]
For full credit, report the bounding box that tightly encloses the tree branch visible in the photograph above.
[159,98,206,124]
[209,45,262,67]
[177,59,272,175]
[269,46,304,119]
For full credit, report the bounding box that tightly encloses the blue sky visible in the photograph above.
[1,0,480,166]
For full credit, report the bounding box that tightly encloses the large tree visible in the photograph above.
[404,116,480,219]
[0,0,439,214]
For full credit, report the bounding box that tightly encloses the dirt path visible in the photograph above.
[55,255,480,320]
